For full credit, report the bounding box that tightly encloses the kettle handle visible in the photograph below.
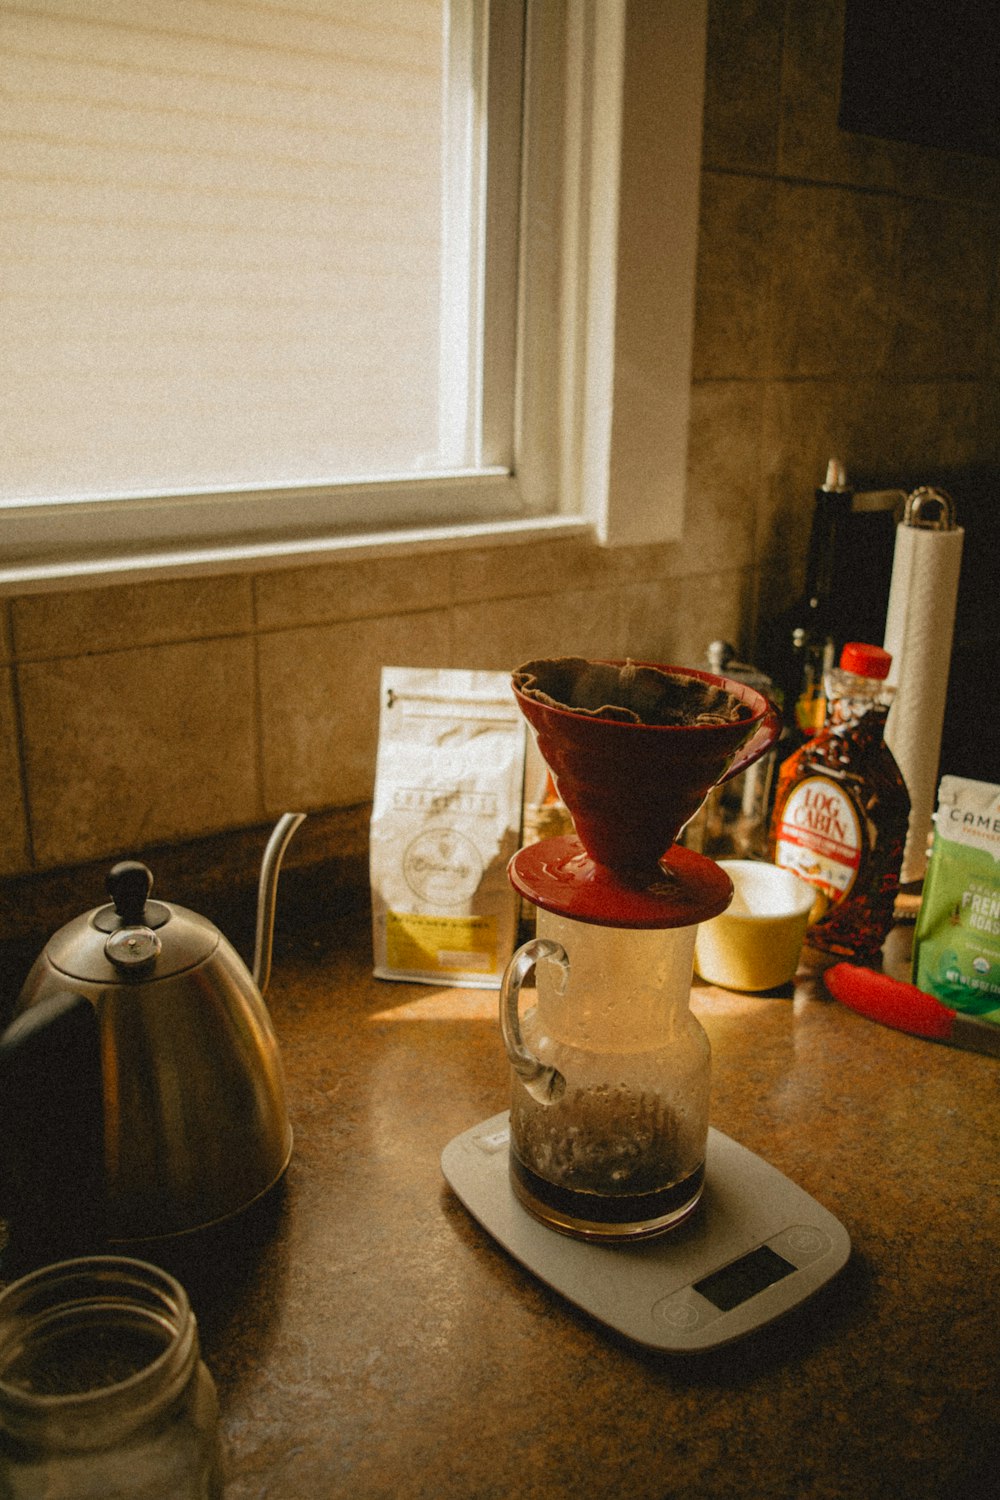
[0,992,104,1250]
[499,939,567,1105]
[253,812,306,997]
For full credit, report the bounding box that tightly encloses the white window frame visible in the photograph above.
[0,0,707,593]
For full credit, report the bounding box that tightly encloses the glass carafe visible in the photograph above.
[500,909,710,1241]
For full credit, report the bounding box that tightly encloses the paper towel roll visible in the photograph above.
[883,503,964,883]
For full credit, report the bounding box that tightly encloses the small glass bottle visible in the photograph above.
[0,1256,223,1500]
[691,643,779,860]
[757,458,854,743]
[769,642,910,958]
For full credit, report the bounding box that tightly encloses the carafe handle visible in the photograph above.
[499,938,567,1105]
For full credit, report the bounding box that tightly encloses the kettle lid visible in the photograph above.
[43,861,219,984]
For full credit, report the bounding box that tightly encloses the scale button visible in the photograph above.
[473,1127,510,1154]
[657,1301,700,1330]
[652,1291,708,1331]
[779,1225,829,1260]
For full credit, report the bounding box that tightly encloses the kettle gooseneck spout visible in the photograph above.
[253,812,306,997]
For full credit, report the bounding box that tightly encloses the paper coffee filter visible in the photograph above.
[883,520,964,883]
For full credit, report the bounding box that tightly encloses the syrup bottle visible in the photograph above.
[769,642,910,958]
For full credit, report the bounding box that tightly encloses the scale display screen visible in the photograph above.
[694,1244,797,1312]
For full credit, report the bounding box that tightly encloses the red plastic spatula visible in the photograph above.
[824,964,1000,1058]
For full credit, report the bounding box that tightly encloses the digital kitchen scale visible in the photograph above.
[442,1112,850,1353]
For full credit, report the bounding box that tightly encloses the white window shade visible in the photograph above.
[0,1,708,590]
[1,0,496,502]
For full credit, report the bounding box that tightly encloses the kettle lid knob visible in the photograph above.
[107,861,154,924]
[103,863,163,971]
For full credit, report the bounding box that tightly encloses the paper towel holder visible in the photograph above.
[904,487,956,531]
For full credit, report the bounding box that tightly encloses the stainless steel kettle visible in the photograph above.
[0,813,304,1247]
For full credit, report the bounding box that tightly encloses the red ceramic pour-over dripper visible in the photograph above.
[509,658,782,927]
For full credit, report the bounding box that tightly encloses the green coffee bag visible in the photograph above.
[912,775,1000,1022]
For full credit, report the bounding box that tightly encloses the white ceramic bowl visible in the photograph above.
[693,860,815,992]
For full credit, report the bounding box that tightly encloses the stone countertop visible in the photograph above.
[169,913,998,1500]
[2,907,998,1498]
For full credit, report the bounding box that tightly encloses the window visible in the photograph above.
[0,1,707,587]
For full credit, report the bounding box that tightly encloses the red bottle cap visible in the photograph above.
[839,642,892,680]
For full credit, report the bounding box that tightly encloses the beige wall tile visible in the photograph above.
[19,638,259,868]
[0,668,29,875]
[455,534,688,602]
[762,379,994,509]
[622,569,753,670]
[450,536,626,605]
[767,184,902,379]
[683,382,762,574]
[255,552,454,632]
[608,539,686,587]
[981,380,1000,443]
[702,0,783,173]
[889,202,996,379]
[884,383,994,475]
[677,567,756,669]
[618,578,693,665]
[692,172,776,382]
[258,609,452,813]
[758,383,866,593]
[449,588,626,674]
[758,382,884,590]
[761,382,892,507]
[12,575,254,661]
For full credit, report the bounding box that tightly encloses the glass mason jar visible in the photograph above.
[0,1257,222,1500]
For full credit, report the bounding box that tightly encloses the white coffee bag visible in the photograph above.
[371,667,526,987]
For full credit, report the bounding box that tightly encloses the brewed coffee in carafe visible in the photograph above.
[502,911,713,1239]
[500,659,781,1242]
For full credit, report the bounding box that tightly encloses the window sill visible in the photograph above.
[0,513,593,597]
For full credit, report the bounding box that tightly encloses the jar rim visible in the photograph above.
[0,1256,197,1435]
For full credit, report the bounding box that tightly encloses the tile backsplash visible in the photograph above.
[1,537,750,875]
[2,0,998,879]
